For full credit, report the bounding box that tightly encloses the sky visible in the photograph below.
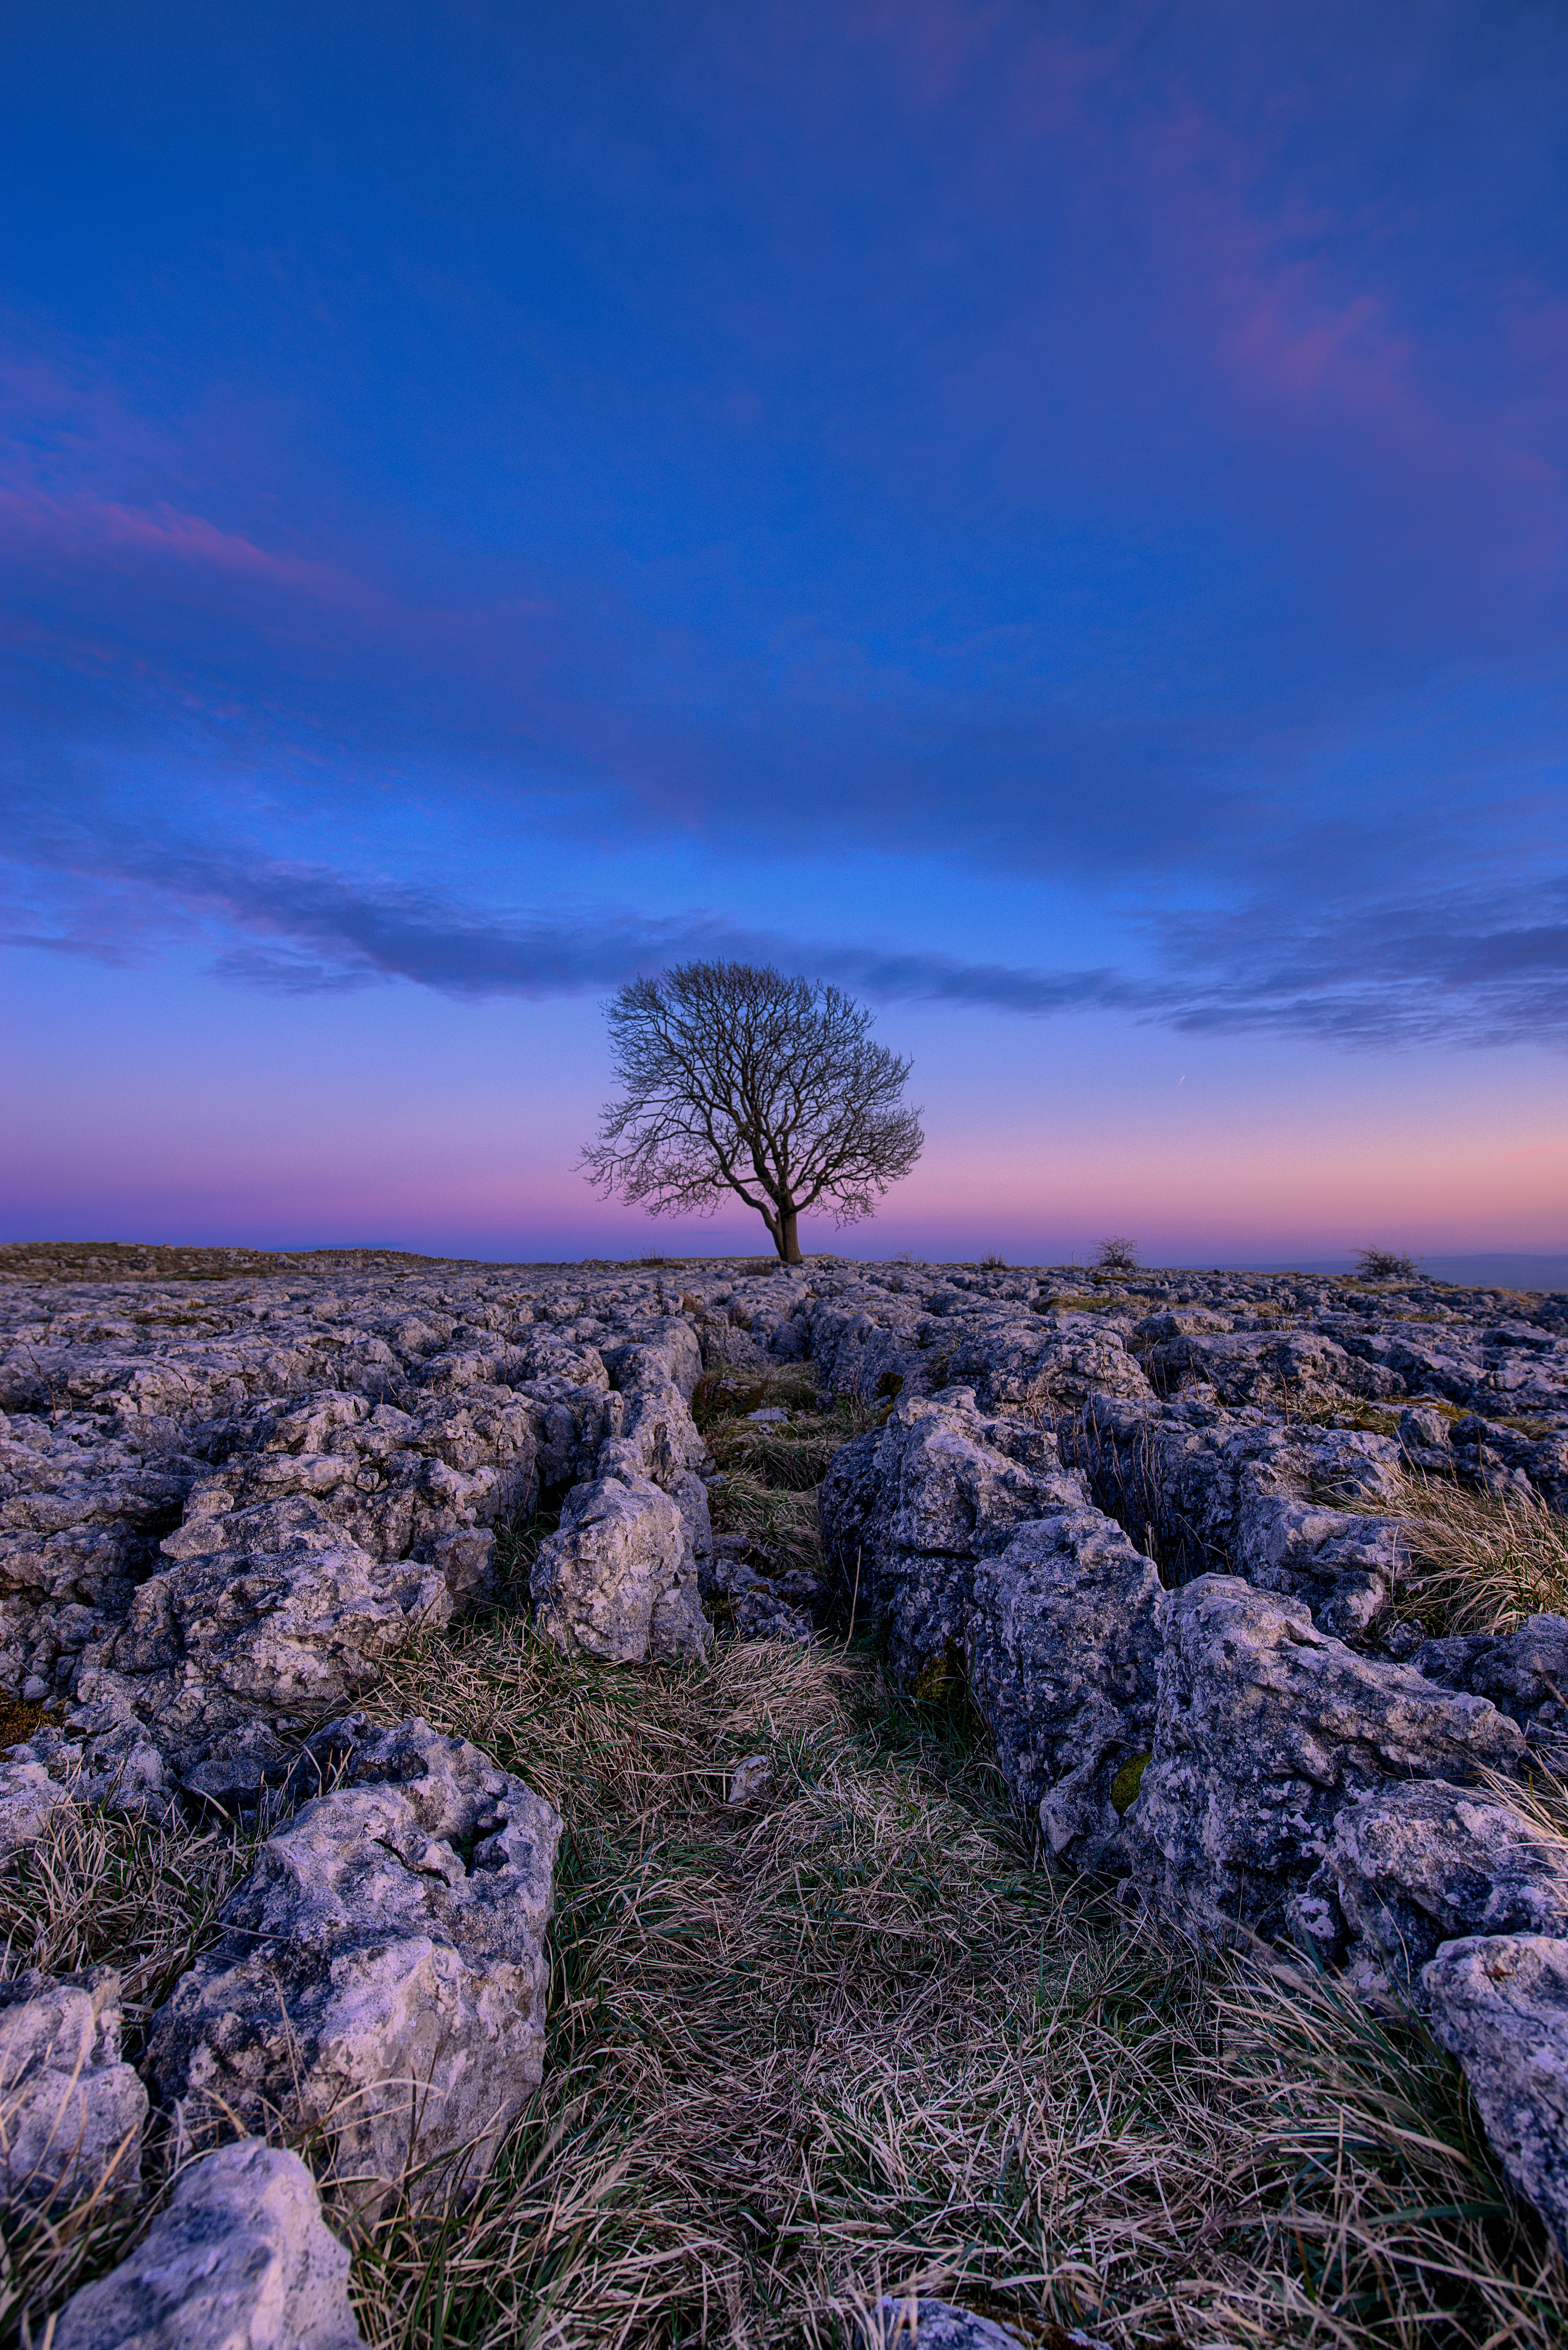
[2,0,1565,1269]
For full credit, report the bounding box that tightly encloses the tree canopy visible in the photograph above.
[581,961,923,1263]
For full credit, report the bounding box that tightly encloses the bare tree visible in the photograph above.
[581,961,923,1264]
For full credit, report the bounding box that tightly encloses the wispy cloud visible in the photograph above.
[5,816,1563,1048]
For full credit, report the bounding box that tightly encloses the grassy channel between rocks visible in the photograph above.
[1,1376,1565,2346]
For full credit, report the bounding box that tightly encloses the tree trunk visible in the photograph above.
[777,1204,803,1264]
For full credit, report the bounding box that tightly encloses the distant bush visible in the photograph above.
[1355,1248,1421,1280]
[1094,1236,1139,1272]
[980,1251,1007,1270]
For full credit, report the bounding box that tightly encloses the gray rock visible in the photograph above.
[861,2298,1040,2349]
[806,1301,931,1403]
[0,1752,79,1859]
[51,2137,363,2350]
[818,1391,1084,1680]
[75,1498,455,1782]
[1144,1328,1395,1410]
[948,1312,1154,1413]
[145,1718,561,2216]
[1422,1934,1568,2259]
[1070,1396,1405,1637]
[967,1508,1161,1865]
[531,1474,710,1662]
[1128,1577,1527,1939]
[1412,1615,1568,1770]
[700,1319,771,1373]
[178,1385,551,1563]
[727,1755,772,1803]
[701,1542,820,1644]
[0,1967,146,2210]
[1302,1782,1568,1987]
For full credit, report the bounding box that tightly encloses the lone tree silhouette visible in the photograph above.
[582,961,923,1265]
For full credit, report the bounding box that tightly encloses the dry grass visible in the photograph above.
[697,1371,880,1571]
[1386,1472,1568,1635]
[340,1626,1564,2350]
[0,1804,266,2047]
[0,1804,270,2342]
[1,1629,1561,2347]
[705,1472,824,1570]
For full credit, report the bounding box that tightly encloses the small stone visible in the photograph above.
[862,2297,1073,2349]
[727,1754,772,1804]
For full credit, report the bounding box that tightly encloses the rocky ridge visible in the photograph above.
[3,1247,1568,2323]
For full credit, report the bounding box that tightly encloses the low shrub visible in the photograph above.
[1355,1248,1422,1280]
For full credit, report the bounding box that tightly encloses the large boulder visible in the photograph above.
[968,1509,1161,1867]
[818,1391,1084,1680]
[1422,1934,1568,2261]
[0,1967,146,2210]
[593,1333,707,1494]
[51,2138,363,2350]
[144,1719,561,2216]
[531,1474,709,1662]
[1127,1577,1527,1940]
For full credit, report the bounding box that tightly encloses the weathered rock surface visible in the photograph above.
[1127,1577,1526,1939]
[74,1498,458,1792]
[0,1967,146,2210]
[819,1390,1085,1680]
[50,2137,363,2350]
[1307,1782,1568,1989]
[531,1474,709,1662]
[0,1751,80,1858]
[1410,1615,1568,1771]
[819,1391,1156,1862]
[969,1510,1161,1865]
[862,2298,1035,2349]
[1422,1935,1568,2260]
[145,1718,561,2215]
[1069,1395,1406,1639]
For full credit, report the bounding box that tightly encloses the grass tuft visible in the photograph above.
[1385,1472,1568,1635]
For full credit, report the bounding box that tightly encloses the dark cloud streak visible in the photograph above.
[4,818,1563,1049]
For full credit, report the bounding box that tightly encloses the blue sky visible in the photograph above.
[3,0,1565,1262]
